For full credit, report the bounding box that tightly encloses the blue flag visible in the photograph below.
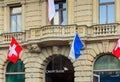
[69,32,83,60]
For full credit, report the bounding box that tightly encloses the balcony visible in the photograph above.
[0,24,120,47]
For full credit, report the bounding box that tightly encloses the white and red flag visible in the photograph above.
[48,0,56,22]
[7,36,23,63]
[112,38,120,58]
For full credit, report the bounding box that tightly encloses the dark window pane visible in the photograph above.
[94,55,120,70]
[6,60,25,82]
[6,74,25,82]
[7,60,25,72]
[94,71,120,82]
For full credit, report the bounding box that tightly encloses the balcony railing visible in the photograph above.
[0,32,25,44]
[93,24,118,35]
[0,24,119,44]
[26,25,76,40]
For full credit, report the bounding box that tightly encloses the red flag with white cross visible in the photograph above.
[112,38,120,59]
[7,36,23,63]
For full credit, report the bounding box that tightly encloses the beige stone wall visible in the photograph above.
[0,49,9,82]
[0,0,94,32]
[25,0,42,30]
[73,40,116,82]
[67,0,74,24]
[0,37,117,82]
[74,0,93,26]
[0,45,72,82]
[1,0,120,32]
[0,0,43,32]
[0,0,120,82]
[0,39,116,82]
[0,2,4,33]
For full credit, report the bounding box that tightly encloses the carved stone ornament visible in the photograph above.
[26,44,41,53]
[52,46,59,55]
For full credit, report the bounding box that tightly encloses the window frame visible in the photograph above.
[4,3,25,33]
[93,54,120,82]
[51,0,66,25]
[5,60,25,82]
[92,0,120,25]
[99,0,115,24]
[10,6,22,32]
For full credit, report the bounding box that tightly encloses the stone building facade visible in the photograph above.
[0,0,120,82]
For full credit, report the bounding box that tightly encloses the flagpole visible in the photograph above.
[75,24,85,81]
[76,27,78,33]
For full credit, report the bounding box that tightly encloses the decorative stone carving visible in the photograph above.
[26,44,41,53]
[52,46,59,55]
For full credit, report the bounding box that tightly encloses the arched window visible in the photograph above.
[6,60,25,82]
[94,55,120,70]
[93,55,120,82]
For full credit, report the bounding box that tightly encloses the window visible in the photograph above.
[99,0,114,24]
[51,0,66,25]
[10,6,22,32]
[93,55,120,82]
[6,60,25,82]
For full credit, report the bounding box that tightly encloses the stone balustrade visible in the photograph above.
[0,24,119,44]
[93,23,118,35]
[0,32,25,44]
[26,25,76,40]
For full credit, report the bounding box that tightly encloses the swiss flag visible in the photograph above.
[112,38,120,58]
[7,36,23,63]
